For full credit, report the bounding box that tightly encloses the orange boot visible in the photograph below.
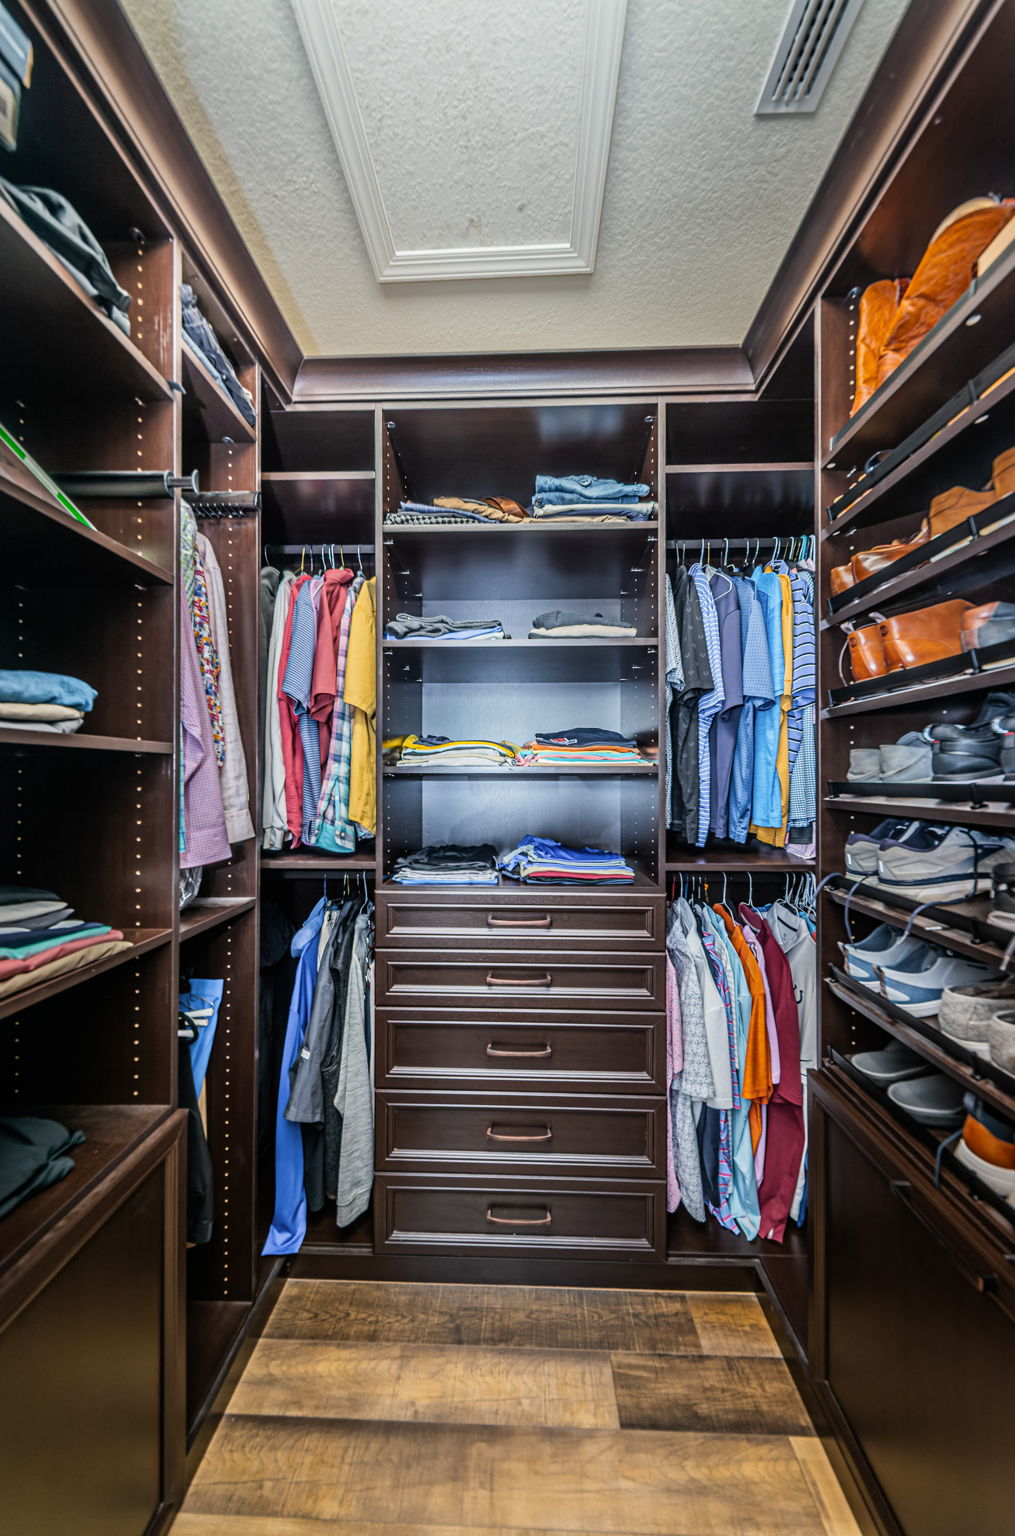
[851,278,908,415]
[875,198,1015,391]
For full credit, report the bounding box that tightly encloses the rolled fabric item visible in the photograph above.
[0,701,85,722]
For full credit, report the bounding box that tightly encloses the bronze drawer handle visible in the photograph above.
[486,1206,552,1226]
[486,1125,553,1142]
[485,972,553,986]
[486,913,552,927]
[485,1042,553,1058]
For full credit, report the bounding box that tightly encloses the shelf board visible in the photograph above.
[383,637,657,648]
[665,848,816,871]
[0,928,172,1024]
[0,1103,174,1288]
[0,196,171,404]
[825,794,1015,828]
[821,505,1015,628]
[826,969,1015,1123]
[822,349,1015,535]
[384,764,658,777]
[383,521,659,537]
[178,898,256,941]
[261,853,377,873]
[181,337,256,443]
[0,729,173,754]
[0,461,173,586]
[380,870,660,892]
[823,880,1005,967]
[825,657,1015,719]
[665,461,813,475]
[823,238,1015,469]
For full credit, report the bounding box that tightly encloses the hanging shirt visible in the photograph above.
[768,901,817,1225]
[749,569,785,832]
[727,577,774,843]
[668,569,713,838]
[262,896,327,1256]
[708,573,743,840]
[179,580,230,869]
[665,907,714,1222]
[688,565,724,847]
[709,905,761,1240]
[276,572,311,848]
[198,532,254,845]
[262,574,295,851]
[742,906,805,1244]
[345,577,377,838]
[309,568,355,754]
[313,573,364,852]
[282,576,326,846]
[788,570,817,830]
[664,955,682,1214]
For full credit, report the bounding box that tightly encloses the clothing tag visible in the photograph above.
[300,1047,311,1059]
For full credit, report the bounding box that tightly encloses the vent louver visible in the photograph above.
[756,0,866,115]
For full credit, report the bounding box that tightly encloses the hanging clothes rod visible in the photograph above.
[55,469,198,499]
[266,542,376,555]
[189,490,260,518]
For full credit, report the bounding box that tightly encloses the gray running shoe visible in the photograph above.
[938,978,1015,1053]
[880,731,932,782]
[848,748,881,782]
[877,826,1015,902]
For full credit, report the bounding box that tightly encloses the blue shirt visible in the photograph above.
[262,898,327,1255]
[689,565,724,847]
[750,570,785,830]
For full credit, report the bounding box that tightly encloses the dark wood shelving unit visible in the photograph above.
[0,463,175,584]
[665,848,816,872]
[825,794,1015,828]
[0,195,171,404]
[178,898,257,942]
[262,853,377,873]
[384,763,658,777]
[0,928,172,1025]
[181,337,257,444]
[825,657,1015,718]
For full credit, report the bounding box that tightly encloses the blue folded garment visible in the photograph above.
[534,727,637,747]
[533,475,650,503]
[0,669,96,711]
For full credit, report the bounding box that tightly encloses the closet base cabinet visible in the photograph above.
[0,1111,186,1536]
[811,1071,1015,1536]
[373,889,667,1262]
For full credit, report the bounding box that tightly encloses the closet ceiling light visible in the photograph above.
[289,0,627,282]
[756,0,866,116]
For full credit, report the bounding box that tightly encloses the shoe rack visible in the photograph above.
[815,7,1015,1531]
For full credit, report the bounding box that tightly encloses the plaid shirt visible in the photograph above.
[310,574,364,851]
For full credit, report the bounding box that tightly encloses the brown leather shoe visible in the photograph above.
[831,563,856,595]
[925,482,997,537]
[879,599,974,671]
[851,534,929,582]
[851,278,909,416]
[875,199,1015,390]
[992,447,1015,501]
[846,622,889,681]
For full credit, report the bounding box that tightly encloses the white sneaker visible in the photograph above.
[875,951,1003,1017]
[877,826,1015,903]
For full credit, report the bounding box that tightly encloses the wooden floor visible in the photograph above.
[175,1280,861,1536]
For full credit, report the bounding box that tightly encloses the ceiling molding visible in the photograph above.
[293,346,753,403]
[289,0,627,283]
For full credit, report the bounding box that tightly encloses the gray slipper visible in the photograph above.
[887,1073,966,1125]
[850,1041,927,1085]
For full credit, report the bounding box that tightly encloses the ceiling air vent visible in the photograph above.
[756,0,865,115]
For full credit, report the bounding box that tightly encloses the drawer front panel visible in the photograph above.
[376,1009,664,1093]
[376,892,663,948]
[376,950,664,1010]
[376,1176,664,1258]
[377,1095,664,1177]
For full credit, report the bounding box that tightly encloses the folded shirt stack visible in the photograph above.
[499,835,635,885]
[384,613,508,641]
[386,734,519,768]
[529,609,637,639]
[530,475,656,524]
[0,668,96,735]
[0,883,131,1000]
[385,498,526,527]
[516,726,648,767]
[391,843,500,886]
[0,1115,86,1219]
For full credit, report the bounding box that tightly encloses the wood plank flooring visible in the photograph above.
[176,1280,860,1536]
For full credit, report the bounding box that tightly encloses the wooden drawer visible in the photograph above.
[377,1093,664,1177]
[375,950,664,1010]
[375,1175,664,1258]
[376,888,664,949]
[376,1008,664,1093]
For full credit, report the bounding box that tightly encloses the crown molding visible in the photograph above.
[289,0,627,282]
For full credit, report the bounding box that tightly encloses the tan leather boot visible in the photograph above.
[925,483,997,537]
[851,278,908,416]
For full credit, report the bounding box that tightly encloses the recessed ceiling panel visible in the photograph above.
[290,0,628,281]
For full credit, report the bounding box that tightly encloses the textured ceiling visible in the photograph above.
[120,0,910,357]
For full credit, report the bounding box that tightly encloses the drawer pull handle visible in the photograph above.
[486,1042,553,1058]
[486,913,552,928]
[485,972,553,987]
[889,1180,999,1295]
[486,1206,552,1226]
[486,1125,553,1142]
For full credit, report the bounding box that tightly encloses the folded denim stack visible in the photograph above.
[516,726,647,768]
[181,283,255,425]
[387,734,518,768]
[0,668,96,735]
[391,843,499,886]
[530,475,655,525]
[499,835,635,885]
[528,609,636,639]
[383,613,507,641]
[0,1115,86,1219]
[385,498,526,527]
[0,882,131,1000]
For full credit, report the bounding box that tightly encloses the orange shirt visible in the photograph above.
[712,904,773,1150]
